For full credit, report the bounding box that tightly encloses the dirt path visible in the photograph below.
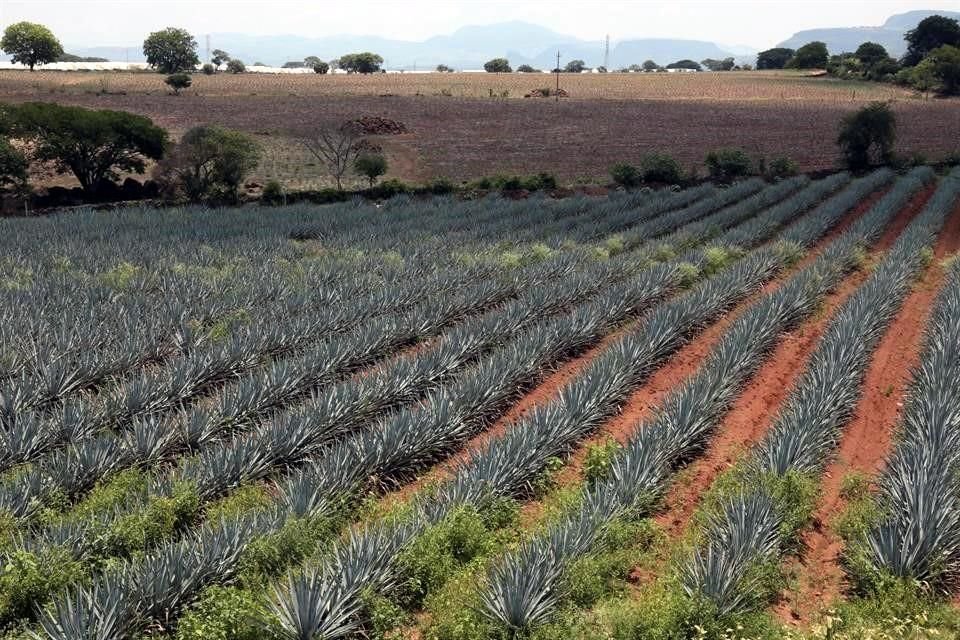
[775,187,954,626]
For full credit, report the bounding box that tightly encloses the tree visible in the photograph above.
[788,41,829,69]
[354,153,388,187]
[701,57,735,71]
[927,44,960,95]
[641,153,683,183]
[756,47,794,70]
[517,64,539,73]
[159,125,260,202]
[853,42,899,80]
[299,122,367,190]
[903,15,960,66]
[1,22,63,71]
[837,102,896,170]
[201,63,216,75]
[0,138,28,191]
[9,103,167,196]
[313,61,330,74]
[211,49,231,68]
[666,59,701,70]
[338,52,384,74]
[304,56,322,68]
[143,27,199,74]
[282,61,305,69]
[905,58,939,96]
[705,148,753,182]
[436,64,454,73]
[610,163,642,188]
[642,60,659,71]
[564,59,587,73]
[226,59,246,74]
[484,58,512,73]
[165,72,191,94]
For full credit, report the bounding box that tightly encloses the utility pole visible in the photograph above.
[555,50,561,101]
[205,34,211,64]
[603,34,610,70]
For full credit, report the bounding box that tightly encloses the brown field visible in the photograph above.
[2,69,958,189]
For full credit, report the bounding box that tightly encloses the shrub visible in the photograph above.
[426,176,455,194]
[766,156,799,180]
[354,152,388,187]
[927,44,960,95]
[313,61,330,74]
[0,137,28,190]
[158,125,260,203]
[435,64,453,73]
[641,152,684,183]
[176,586,266,640]
[517,64,540,72]
[837,101,896,170]
[705,147,753,182]
[367,178,409,199]
[483,58,512,73]
[165,72,192,94]
[260,180,284,205]
[610,162,642,188]
[225,59,246,74]
[201,62,215,75]
[523,172,557,191]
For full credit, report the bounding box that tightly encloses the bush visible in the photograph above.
[201,62,215,75]
[366,178,409,199]
[483,58,512,73]
[165,72,192,94]
[705,148,753,182]
[0,137,28,190]
[354,152,388,187]
[225,59,245,74]
[313,61,330,74]
[641,152,684,183]
[517,64,539,73]
[158,125,260,203]
[260,180,284,205]
[766,156,799,180]
[523,172,557,191]
[837,101,896,170]
[610,162,642,188]
[426,176,455,194]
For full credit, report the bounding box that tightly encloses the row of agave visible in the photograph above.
[860,168,960,587]
[255,173,881,640]
[473,167,924,632]
[29,176,815,639]
[5,177,793,617]
[681,165,959,616]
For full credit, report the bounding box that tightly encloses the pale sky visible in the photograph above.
[2,0,958,49]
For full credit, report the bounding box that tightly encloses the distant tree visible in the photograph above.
[517,64,539,73]
[837,102,896,170]
[338,52,384,73]
[596,66,608,73]
[927,44,960,94]
[902,15,960,66]
[354,152,388,187]
[701,57,735,71]
[855,42,889,68]
[436,64,454,72]
[252,61,266,67]
[904,58,939,96]
[159,125,260,202]
[282,61,305,69]
[0,137,28,191]
[226,59,246,74]
[165,72,192,94]
[304,56,323,68]
[640,152,683,183]
[564,59,587,73]
[610,163,642,188]
[484,58,512,73]
[705,148,753,182]
[642,59,659,71]
[741,63,753,71]
[788,41,829,69]
[756,47,794,70]
[299,122,367,190]
[8,102,166,196]
[313,61,330,74]
[143,27,199,74]
[666,59,702,70]
[211,49,231,68]
[201,63,215,75]
[57,53,109,63]
[1,22,63,71]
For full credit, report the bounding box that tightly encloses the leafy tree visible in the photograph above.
[201,63,215,75]
[854,42,899,80]
[666,59,701,70]
[303,56,322,68]
[226,59,246,74]
[313,61,330,74]
[1,22,63,71]
[837,102,896,170]
[701,57,735,71]
[143,27,200,73]
[165,72,192,94]
[0,138,28,190]
[756,47,794,70]
[788,41,829,69]
[610,163,642,188]
[642,60,659,71]
[282,61,305,69]
[483,58,512,73]
[299,122,367,190]
[705,148,753,182]
[927,44,960,94]
[8,102,167,196]
[902,15,960,66]
[641,152,683,183]
[160,125,260,202]
[564,59,587,73]
[436,64,454,72]
[904,58,939,96]
[338,52,384,74]
[517,64,539,73]
[354,153,388,187]
[211,49,231,67]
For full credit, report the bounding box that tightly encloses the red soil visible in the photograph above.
[775,186,952,626]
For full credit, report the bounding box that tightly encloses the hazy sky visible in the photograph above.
[2,0,958,48]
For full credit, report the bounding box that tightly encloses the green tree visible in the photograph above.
[666,59,701,70]
[705,148,753,182]
[143,27,200,73]
[701,57,735,71]
[927,44,960,95]
[788,41,829,69]
[338,52,384,73]
[837,102,896,170]
[0,138,28,190]
[564,59,587,73]
[211,49,231,68]
[756,47,794,70]
[609,163,642,188]
[162,125,260,202]
[906,58,939,96]
[1,22,63,71]
[642,59,659,71]
[9,103,167,196]
[902,15,960,66]
[854,42,898,80]
[303,56,322,68]
[313,61,330,74]
[483,58,512,73]
[436,64,454,73]
[516,64,539,73]
[165,72,192,94]
[226,59,246,74]
[354,153,388,187]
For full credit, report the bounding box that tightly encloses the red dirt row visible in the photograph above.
[778,194,960,625]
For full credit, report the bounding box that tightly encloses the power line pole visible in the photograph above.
[205,34,211,64]
[555,50,561,101]
[603,34,610,70]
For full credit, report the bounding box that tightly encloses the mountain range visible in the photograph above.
[8,9,960,70]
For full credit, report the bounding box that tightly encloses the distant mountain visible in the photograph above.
[778,10,960,57]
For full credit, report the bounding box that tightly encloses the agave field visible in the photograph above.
[1,168,960,640]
